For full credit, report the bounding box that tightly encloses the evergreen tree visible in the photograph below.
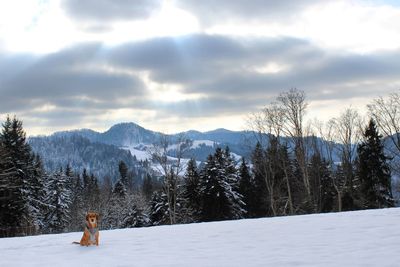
[264,137,288,216]
[43,169,73,233]
[67,168,84,231]
[142,174,154,201]
[88,174,101,211]
[276,143,295,215]
[0,116,44,235]
[224,146,237,178]
[80,169,100,212]
[237,158,254,218]
[120,196,149,229]
[27,154,47,230]
[197,149,244,222]
[149,190,170,226]
[0,138,23,233]
[112,179,128,199]
[82,168,90,190]
[286,153,313,214]
[103,179,127,229]
[251,142,269,217]
[119,160,129,187]
[102,174,149,230]
[309,153,334,212]
[182,158,201,221]
[357,119,394,208]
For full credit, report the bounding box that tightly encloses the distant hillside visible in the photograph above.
[53,122,160,146]
[29,122,348,180]
[28,134,149,182]
[44,122,258,163]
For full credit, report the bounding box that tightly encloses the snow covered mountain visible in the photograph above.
[29,122,257,179]
[1,207,399,266]
[29,122,347,179]
[53,122,160,147]
[28,134,148,181]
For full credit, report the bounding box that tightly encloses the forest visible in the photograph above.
[0,88,398,237]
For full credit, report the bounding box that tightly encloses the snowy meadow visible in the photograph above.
[1,208,399,267]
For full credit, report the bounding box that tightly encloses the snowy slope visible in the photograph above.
[1,208,400,267]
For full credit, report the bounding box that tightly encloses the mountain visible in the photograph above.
[28,122,257,180]
[29,122,344,180]
[53,122,160,146]
[1,207,399,266]
[28,133,149,183]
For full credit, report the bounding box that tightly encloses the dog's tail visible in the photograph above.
[72,241,80,245]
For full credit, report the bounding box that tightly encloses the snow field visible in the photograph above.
[1,208,399,267]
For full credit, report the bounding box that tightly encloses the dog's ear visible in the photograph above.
[86,213,89,221]
[96,213,99,221]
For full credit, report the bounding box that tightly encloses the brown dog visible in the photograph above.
[73,212,100,246]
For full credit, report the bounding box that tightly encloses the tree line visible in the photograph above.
[148,88,397,224]
[0,88,399,237]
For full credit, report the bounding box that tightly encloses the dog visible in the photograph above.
[73,212,100,246]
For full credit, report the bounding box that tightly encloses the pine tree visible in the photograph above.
[238,158,254,218]
[223,146,242,205]
[357,119,394,208]
[251,142,269,217]
[80,169,101,212]
[197,148,244,222]
[182,158,200,221]
[88,174,101,211]
[0,116,44,235]
[0,138,23,233]
[120,196,149,228]
[102,178,129,229]
[276,143,295,215]
[224,146,237,178]
[119,160,129,187]
[82,169,90,190]
[27,154,47,230]
[149,190,170,226]
[67,168,84,231]
[309,153,334,213]
[142,174,154,201]
[43,169,73,233]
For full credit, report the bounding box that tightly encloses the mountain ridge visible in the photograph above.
[28,122,257,179]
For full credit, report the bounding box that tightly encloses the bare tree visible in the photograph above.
[368,92,400,173]
[277,88,311,204]
[248,102,294,215]
[329,107,363,211]
[150,134,189,225]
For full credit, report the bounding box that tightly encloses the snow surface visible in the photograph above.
[1,208,400,267]
[121,145,152,161]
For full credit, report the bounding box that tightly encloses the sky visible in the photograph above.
[1,0,400,135]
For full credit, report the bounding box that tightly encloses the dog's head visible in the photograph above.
[86,212,99,228]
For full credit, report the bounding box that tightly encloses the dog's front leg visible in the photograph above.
[95,231,99,246]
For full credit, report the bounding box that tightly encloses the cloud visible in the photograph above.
[107,34,400,103]
[1,34,400,133]
[0,43,147,114]
[62,0,161,21]
[175,0,332,25]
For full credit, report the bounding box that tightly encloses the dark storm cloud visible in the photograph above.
[62,0,161,21]
[175,0,334,25]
